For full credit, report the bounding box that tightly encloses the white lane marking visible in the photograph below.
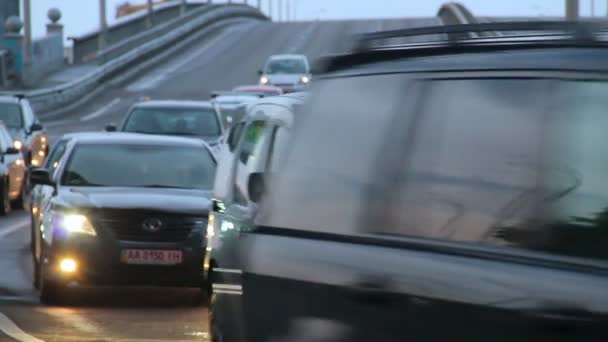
[212,284,242,291]
[0,312,44,342]
[0,218,28,239]
[213,268,242,274]
[80,98,122,122]
[126,25,245,93]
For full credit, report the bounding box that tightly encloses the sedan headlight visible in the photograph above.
[13,140,23,151]
[53,212,97,236]
[300,76,310,84]
[260,76,270,85]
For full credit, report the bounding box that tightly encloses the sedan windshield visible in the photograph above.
[123,107,221,137]
[61,144,216,190]
[0,103,23,129]
[265,59,307,74]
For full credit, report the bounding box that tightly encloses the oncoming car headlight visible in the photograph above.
[300,76,310,84]
[13,140,23,151]
[260,76,269,85]
[53,212,97,236]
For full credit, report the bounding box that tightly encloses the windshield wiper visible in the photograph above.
[139,184,192,190]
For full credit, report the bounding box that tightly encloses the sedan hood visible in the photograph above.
[54,187,212,215]
[268,74,304,85]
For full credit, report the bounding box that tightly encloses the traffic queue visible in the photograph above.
[14,53,312,306]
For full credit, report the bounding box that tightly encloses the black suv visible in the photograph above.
[210,22,608,342]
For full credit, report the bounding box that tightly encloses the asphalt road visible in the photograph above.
[0,17,441,341]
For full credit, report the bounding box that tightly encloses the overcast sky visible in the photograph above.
[28,0,604,40]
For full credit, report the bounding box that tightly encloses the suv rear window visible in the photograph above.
[257,74,408,234]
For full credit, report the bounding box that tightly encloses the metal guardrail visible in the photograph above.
[71,1,206,63]
[98,4,220,64]
[0,4,267,114]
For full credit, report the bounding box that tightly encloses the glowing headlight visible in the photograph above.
[56,213,97,236]
[260,76,269,85]
[300,76,310,84]
[13,140,23,150]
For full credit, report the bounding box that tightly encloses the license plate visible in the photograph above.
[121,249,183,265]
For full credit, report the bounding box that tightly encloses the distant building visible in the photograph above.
[0,0,19,47]
[115,0,168,19]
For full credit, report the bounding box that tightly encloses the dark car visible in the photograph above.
[106,100,225,154]
[29,132,216,304]
[0,96,48,167]
[210,22,608,342]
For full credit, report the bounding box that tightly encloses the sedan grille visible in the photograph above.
[89,209,207,242]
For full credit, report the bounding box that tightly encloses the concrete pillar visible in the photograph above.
[0,0,19,43]
[566,0,579,19]
[46,8,63,41]
[4,16,23,81]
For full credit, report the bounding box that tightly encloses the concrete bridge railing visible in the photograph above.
[1,4,267,114]
[71,1,208,64]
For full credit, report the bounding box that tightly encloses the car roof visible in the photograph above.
[268,54,307,61]
[62,132,210,148]
[131,100,214,109]
[233,85,283,92]
[321,22,608,75]
[240,94,304,126]
[213,95,260,104]
[0,96,21,104]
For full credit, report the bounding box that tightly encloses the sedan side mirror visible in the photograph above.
[247,172,266,203]
[105,124,117,132]
[30,168,54,186]
[4,147,20,155]
[258,69,264,76]
[30,123,43,132]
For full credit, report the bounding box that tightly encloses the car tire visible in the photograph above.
[0,178,11,216]
[39,264,63,305]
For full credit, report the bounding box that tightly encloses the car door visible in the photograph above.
[21,101,47,167]
[370,76,608,341]
[31,138,69,263]
[239,74,413,342]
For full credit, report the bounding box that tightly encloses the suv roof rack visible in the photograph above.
[354,21,608,51]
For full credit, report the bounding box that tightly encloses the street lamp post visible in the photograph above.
[566,0,579,19]
[278,0,282,22]
[98,0,107,50]
[180,0,187,16]
[23,0,31,63]
[146,0,154,28]
[269,0,273,20]
[286,0,290,21]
